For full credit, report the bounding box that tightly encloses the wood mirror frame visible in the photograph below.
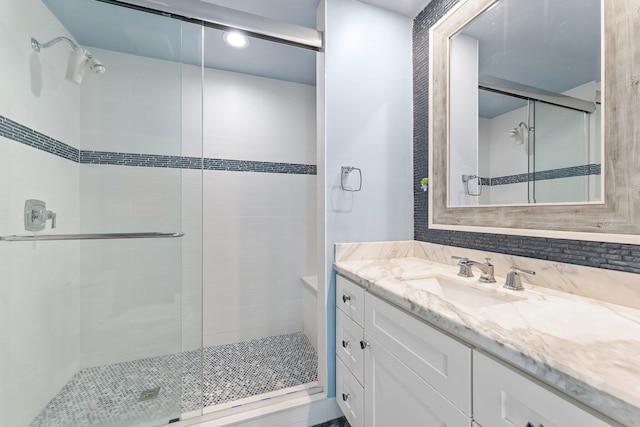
[428,0,640,244]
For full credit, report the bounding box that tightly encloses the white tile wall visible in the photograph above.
[203,68,316,165]
[80,47,183,156]
[0,144,80,425]
[201,171,316,347]
[0,0,81,148]
[78,165,184,367]
[0,1,82,424]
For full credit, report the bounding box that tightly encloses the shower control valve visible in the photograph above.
[24,199,57,231]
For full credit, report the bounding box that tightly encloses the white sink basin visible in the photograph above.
[402,276,523,308]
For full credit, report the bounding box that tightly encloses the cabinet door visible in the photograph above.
[365,292,472,414]
[364,335,471,427]
[473,351,617,427]
[337,275,365,327]
[336,309,364,385]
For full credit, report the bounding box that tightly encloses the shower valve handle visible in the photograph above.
[47,210,57,229]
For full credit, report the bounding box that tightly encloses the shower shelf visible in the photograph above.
[0,232,184,242]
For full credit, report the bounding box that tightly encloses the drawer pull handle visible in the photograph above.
[526,423,544,427]
[342,294,351,303]
[342,393,350,402]
[359,340,369,349]
[342,340,350,348]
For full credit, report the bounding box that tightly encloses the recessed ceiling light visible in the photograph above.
[223,31,249,49]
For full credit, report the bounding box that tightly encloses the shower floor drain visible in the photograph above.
[138,387,160,401]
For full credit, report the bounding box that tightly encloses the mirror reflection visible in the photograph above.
[449,0,601,206]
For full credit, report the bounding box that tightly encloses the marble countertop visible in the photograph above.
[334,256,640,427]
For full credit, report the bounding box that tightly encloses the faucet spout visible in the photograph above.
[466,258,496,283]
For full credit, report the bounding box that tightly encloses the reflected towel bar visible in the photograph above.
[0,232,185,242]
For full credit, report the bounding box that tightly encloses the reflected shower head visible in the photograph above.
[508,122,529,145]
[31,36,106,84]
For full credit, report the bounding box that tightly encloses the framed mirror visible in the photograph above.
[428,0,640,243]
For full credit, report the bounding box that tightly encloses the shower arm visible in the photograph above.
[31,36,79,52]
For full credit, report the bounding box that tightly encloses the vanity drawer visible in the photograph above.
[336,308,364,385]
[337,357,365,427]
[365,292,472,415]
[336,274,365,327]
[473,351,617,427]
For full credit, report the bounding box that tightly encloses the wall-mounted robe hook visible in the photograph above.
[341,166,362,191]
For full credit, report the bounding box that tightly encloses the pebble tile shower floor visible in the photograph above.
[30,333,318,427]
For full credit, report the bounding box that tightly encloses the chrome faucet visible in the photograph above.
[504,267,535,291]
[451,256,496,283]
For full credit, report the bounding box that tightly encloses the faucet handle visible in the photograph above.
[484,257,493,265]
[452,256,473,277]
[504,266,535,291]
[511,266,535,276]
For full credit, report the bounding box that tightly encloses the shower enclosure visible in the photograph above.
[476,86,601,205]
[1,0,320,425]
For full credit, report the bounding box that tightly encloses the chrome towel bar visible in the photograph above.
[0,232,184,242]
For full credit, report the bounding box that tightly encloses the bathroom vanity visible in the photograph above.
[333,241,640,427]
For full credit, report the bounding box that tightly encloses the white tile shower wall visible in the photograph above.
[181,169,203,353]
[0,0,81,148]
[197,67,317,347]
[0,143,80,426]
[80,47,183,156]
[201,171,317,347]
[78,44,187,367]
[203,68,316,165]
[78,165,183,368]
[0,1,81,425]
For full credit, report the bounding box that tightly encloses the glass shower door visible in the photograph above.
[531,100,599,203]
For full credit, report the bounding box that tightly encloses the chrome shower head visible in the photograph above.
[86,54,106,75]
[31,36,106,83]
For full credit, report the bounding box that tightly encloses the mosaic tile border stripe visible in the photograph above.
[0,115,79,162]
[478,164,601,186]
[1,115,316,175]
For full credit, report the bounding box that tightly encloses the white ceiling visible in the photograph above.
[41,0,433,86]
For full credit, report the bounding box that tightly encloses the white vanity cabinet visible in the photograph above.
[335,274,472,427]
[335,274,621,427]
[364,292,471,426]
[473,351,617,427]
